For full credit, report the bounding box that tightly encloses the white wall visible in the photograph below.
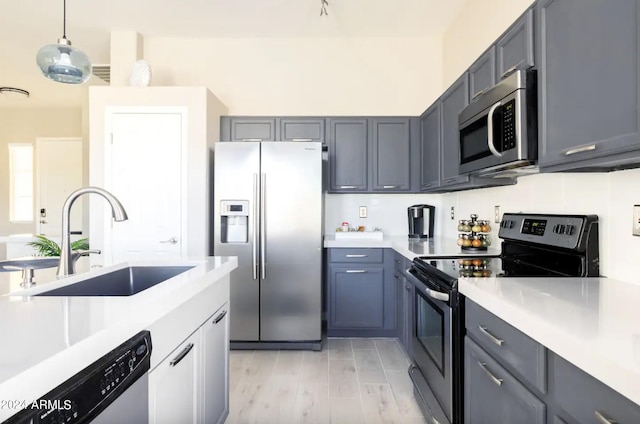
[143,36,443,116]
[440,0,640,283]
[0,107,83,258]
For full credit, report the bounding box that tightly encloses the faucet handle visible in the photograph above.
[71,249,102,261]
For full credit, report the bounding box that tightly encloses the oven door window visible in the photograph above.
[460,108,503,164]
[416,291,445,375]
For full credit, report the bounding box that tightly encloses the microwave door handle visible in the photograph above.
[487,101,503,158]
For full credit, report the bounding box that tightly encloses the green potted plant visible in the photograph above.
[26,235,90,257]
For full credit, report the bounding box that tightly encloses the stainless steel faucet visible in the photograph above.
[57,187,128,277]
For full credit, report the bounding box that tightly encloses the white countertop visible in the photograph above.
[0,256,237,420]
[459,276,640,406]
[324,235,501,259]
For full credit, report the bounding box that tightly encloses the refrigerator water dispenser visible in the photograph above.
[220,200,249,243]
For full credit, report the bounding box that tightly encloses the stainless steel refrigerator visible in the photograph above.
[213,141,322,350]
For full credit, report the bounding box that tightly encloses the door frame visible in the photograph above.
[34,137,83,236]
[101,106,189,265]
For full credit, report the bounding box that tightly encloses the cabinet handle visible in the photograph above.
[471,87,490,101]
[213,310,228,324]
[445,178,457,183]
[500,65,518,80]
[346,270,366,273]
[478,325,504,346]
[564,144,596,156]
[594,411,617,424]
[383,185,398,189]
[405,285,412,292]
[241,138,263,142]
[292,138,313,142]
[340,185,357,189]
[477,361,503,386]
[394,274,400,280]
[169,343,194,367]
[421,183,433,189]
[346,254,367,258]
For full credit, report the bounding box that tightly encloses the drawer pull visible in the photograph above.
[564,144,596,156]
[241,138,263,142]
[478,325,504,347]
[394,259,401,264]
[477,361,503,386]
[394,274,400,280]
[421,183,433,189]
[292,138,313,142]
[346,254,367,258]
[340,185,357,189]
[594,411,617,424]
[170,343,194,367]
[213,310,227,324]
[346,270,366,273]
[445,177,457,183]
[383,185,398,189]
[405,284,412,292]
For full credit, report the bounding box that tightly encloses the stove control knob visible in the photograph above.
[565,224,575,235]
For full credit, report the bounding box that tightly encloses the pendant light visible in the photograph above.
[36,0,92,84]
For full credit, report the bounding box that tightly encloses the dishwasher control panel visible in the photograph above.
[4,331,152,424]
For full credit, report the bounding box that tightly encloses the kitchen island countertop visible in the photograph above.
[324,235,501,259]
[0,256,237,421]
[459,275,640,406]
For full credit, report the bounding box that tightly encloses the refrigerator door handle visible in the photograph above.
[260,173,267,280]
[252,173,259,280]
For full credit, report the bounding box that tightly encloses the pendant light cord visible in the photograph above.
[62,0,66,38]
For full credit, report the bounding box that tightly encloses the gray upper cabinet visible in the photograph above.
[279,118,326,144]
[496,8,535,81]
[370,118,412,192]
[440,73,471,188]
[536,0,640,171]
[469,48,496,100]
[420,102,441,191]
[328,118,368,192]
[223,117,277,141]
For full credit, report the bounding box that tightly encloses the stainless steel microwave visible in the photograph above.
[458,69,537,176]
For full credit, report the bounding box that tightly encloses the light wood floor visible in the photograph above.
[226,338,428,424]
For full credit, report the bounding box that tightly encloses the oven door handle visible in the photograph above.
[487,101,503,158]
[405,268,450,302]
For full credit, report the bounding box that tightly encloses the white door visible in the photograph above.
[35,138,83,237]
[106,112,184,263]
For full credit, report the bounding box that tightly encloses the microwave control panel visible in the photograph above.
[501,99,516,151]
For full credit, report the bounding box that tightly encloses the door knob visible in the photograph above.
[39,220,48,224]
[160,237,178,245]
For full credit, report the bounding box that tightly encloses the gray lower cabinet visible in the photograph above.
[327,248,395,337]
[469,48,496,100]
[420,102,441,191]
[279,118,325,144]
[328,118,368,192]
[550,351,640,424]
[393,252,412,355]
[370,118,413,192]
[536,0,640,171]
[496,7,534,81]
[440,73,471,188]
[465,336,546,424]
[221,117,277,141]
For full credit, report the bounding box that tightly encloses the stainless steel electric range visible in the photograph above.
[404,213,600,424]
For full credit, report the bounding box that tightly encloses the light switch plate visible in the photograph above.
[494,205,501,224]
[359,206,367,218]
[450,206,455,220]
[633,205,640,236]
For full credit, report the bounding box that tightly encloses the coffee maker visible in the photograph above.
[408,204,435,239]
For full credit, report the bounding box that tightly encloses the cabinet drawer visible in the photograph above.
[329,248,383,263]
[551,352,640,424]
[466,299,546,393]
[465,337,546,424]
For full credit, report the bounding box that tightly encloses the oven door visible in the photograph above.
[406,267,453,423]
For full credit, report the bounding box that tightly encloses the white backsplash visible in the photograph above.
[324,168,640,285]
[324,193,442,236]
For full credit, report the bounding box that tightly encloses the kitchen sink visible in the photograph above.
[0,257,60,272]
[35,266,195,297]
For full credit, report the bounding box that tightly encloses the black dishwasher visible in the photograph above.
[3,330,152,424]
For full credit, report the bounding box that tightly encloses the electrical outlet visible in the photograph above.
[494,205,501,224]
[359,206,367,219]
[633,205,640,236]
[450,206,455,220]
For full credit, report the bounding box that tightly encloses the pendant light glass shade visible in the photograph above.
[36,0,92,84]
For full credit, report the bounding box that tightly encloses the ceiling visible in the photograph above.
[0,0,466,108]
